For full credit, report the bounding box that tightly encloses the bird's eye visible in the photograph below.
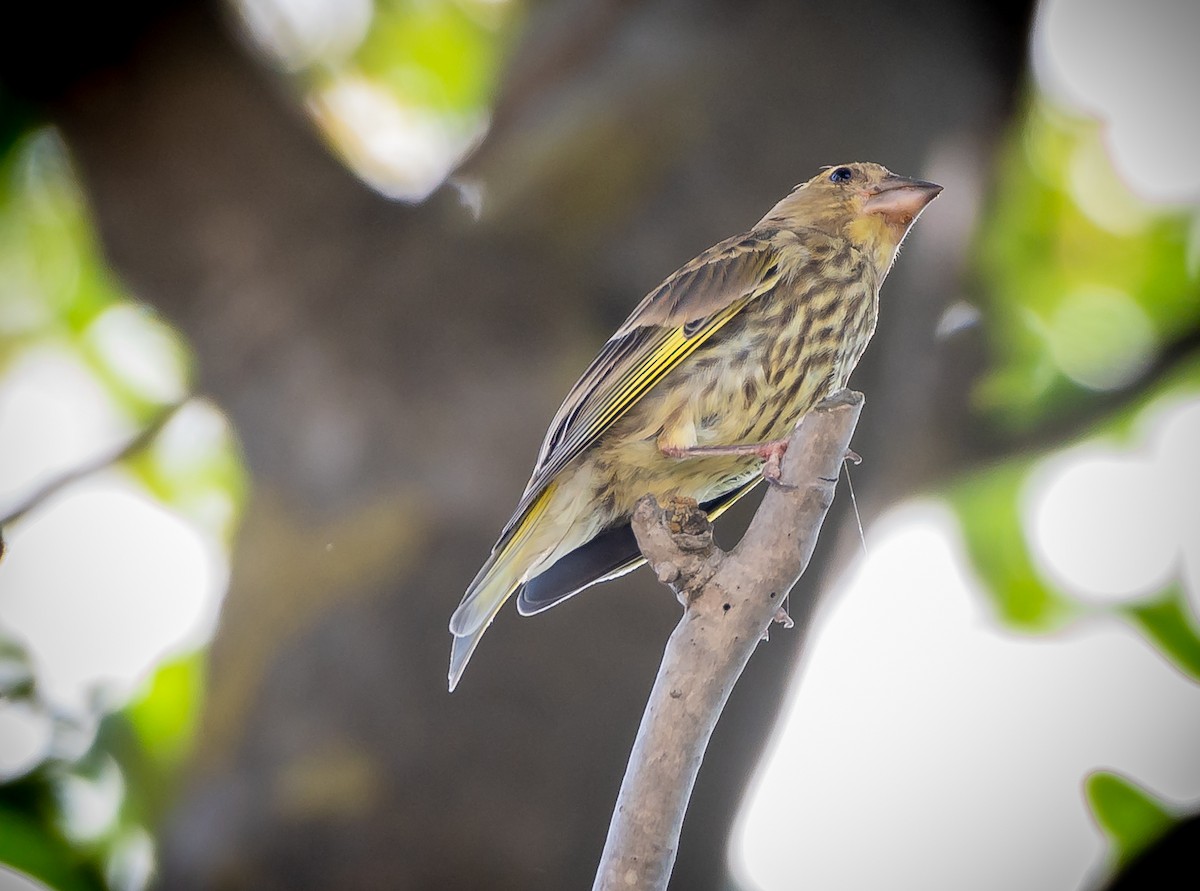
[829,167,853,184]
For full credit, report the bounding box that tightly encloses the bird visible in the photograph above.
[448,162,941,691]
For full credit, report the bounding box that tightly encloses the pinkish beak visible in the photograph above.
[862,175,943,225]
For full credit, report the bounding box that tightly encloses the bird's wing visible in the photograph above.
[495,230,787,550]
[515,475,763,614]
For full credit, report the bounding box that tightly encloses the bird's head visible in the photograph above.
[766,161,942,276]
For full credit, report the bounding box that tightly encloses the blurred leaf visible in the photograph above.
[288,0,520,199]
[949,347,1200,640]
[78,303,194,419]
[0,804,106,891]
[0,131,123,343]
[1124,586,1200,683]
[1095,354,1200,441]
[945,461,1075,629]
[973,96,1199,431]
[354,0,513,114]
[0,125,153,446]
[1086,771,1179,869]
[73,653,207,840]
[125,400,246,546]
[0,123,238,891]
[123,653,204,770]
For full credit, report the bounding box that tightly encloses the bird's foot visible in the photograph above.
[820,447,862,483]
[762,604,795,640]
[759,441,796,490]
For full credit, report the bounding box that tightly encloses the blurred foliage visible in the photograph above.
[121,655,205,772]
[0,3,521,887]
[1125,585,1200,683]
[947,356,1200,640]
[1086,771,1179,870]
[0,132,241,888]
[352,0,514,113]
[0,802,105,891]
[947,459,1073,630]
[948,90,1200,872]
[973,96,1199,431]
[0,131,183,420]
[949,89,1200,643]
[235,0,522,198]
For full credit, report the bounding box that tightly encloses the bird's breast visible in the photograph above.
[586,270,877,516]
[687,275,877,445]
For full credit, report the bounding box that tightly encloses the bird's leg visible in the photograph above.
[762,602,796,640]
[759,441,790,487]
[821,447,862,483]
[659,438,795,489]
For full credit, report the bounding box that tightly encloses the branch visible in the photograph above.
[0,399,188,561]
[592,389,865,891]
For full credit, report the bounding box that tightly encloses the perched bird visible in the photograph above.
[449,162,941,690]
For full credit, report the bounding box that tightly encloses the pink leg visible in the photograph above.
[660,438,794,488]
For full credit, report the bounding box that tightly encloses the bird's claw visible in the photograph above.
[761,605,795,639]
[764,473,798,491]
[761,441,796,490]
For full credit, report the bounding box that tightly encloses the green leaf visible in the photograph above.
[354,0,515,114]
[972,95,1200,432]
[944,462,1074,630]
[947,359,1200,637]
[1086,771,1178,868]
[123,652,204,769]
[1124,585,1200,683]
[0,804,106,891]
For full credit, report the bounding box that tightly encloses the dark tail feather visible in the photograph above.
[516,524,642,615]
[515,478,762,615]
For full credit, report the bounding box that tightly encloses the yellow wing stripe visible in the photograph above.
[496,268,781,553]
[585,270,781,437]
[493,480,557,561]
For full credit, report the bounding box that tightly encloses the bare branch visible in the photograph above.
[593,389,864,891]
[0,399,189,554]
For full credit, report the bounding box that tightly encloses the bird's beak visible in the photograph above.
[862,175,943,225]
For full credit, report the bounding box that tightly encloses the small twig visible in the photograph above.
[0,399,189,557]
[592,389,864,891]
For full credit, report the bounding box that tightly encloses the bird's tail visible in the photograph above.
[448,485,559,691]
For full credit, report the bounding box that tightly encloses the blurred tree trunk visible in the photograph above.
[6,0,1033,886]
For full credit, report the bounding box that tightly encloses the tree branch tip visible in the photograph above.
[632,494,664,524]
[815,388,864,412]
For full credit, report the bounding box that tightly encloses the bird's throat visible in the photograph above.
[847,214,904,278]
